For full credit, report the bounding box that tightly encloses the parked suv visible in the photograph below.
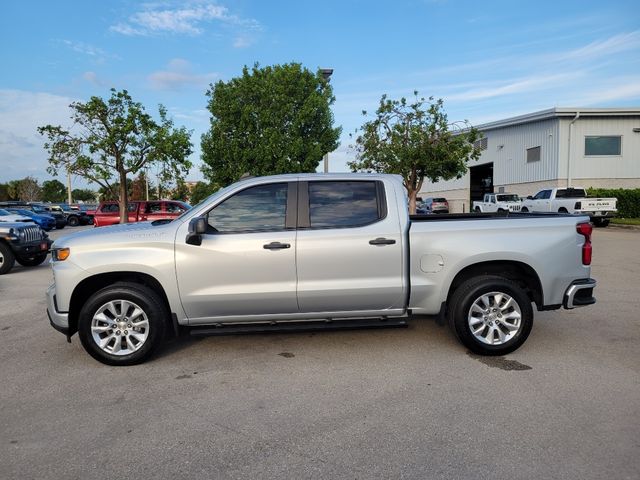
[93,200,190,227]
[419,197,449,214]
[26,204,67,229]
[0,222,52,274]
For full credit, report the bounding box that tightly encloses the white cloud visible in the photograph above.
[0,90,75,181]
[148,59,218,90]
[110,1,261,36]
[232,36,253,48]
[82,71,107,87]
[58,40,118,64]
[553,30,640,62]
[446,73,581,102]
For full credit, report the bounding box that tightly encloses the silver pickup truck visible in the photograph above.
[47,173,597,365]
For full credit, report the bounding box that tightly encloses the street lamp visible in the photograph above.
[320,68,333,173]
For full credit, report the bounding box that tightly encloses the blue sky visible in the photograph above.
[1,0,639,188]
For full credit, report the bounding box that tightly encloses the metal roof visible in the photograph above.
[476,107,640,131]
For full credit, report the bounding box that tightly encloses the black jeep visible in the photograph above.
[0,222,52,274]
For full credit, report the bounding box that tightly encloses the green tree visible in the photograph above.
[201,63,341,186]
[171,178,190,202]
[72,188,97,203]
[0,183,9,201]
[7,180,22,200]
[189,181,218,205]
[98,179,132,201]
[349,93,482,214]
[41,179,67,202]
[38,89,193,223]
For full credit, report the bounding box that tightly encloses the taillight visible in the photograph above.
[577,222,592,265]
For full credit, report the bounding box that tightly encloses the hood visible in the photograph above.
[0,214,34,223]
[53,220,181,249]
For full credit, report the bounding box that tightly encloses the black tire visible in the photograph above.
[521,207,529,213]
[78,282,168,366]
[67,216,79,227]
[474,207,481,213]
[593,218,610,228]
[0,242,16,275]
[448,275,533,356]
[558,208,568,214]
[15,253,48,267]
[56,223,65,229]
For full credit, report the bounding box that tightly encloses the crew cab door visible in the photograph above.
[529,190,552,211]
[295,180,405,313]
[175,182,298,322]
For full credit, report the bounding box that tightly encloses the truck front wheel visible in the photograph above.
[448,275,533,356]
[0,243,16,275]
[78,282,167,366]
[16,253,48,267]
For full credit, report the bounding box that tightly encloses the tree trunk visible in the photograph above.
[119,170,128,224]
[408,188,418,215]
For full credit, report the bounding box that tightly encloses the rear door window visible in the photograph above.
[307,181,383,228]
[144,202,163,214]
[100,204,119,213]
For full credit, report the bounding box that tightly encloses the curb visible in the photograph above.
[607,223,640,231]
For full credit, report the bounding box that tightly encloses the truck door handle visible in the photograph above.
[369,237,396,246]
[263,242,291,250]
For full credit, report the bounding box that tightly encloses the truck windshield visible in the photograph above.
[496,194,519,202]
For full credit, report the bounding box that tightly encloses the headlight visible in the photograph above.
[18,229,26,240]
[52,248,70,261]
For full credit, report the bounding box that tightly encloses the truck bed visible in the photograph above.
[409,212,572,221]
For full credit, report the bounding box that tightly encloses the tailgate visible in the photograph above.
[583,198,616,210]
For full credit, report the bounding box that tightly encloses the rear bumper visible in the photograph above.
[46,284,70,336]
[578,211,616,219]
[563,279,597,309]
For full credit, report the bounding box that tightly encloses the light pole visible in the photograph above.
[320,68,333,173]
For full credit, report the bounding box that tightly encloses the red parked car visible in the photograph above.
[93,200,191,227]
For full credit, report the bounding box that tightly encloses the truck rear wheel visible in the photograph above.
[593,218,610,228]
[78,282,167,366]
[448,275,533,356]
[0,243,16,275]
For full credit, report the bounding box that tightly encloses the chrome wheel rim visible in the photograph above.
[468,291,522,345]
[91,300,149,356]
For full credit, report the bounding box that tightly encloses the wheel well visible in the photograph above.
[558,207,568,213]
[447,261,543,309]
[68,272,171,335]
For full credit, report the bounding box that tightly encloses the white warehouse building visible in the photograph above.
[419,107,640,212]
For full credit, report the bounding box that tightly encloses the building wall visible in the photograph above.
[488,118,560,185]
[558,116,640,186]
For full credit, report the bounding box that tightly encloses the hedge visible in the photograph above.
[586,188,640,218]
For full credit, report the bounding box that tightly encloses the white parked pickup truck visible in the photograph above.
[521,187,617,227]
[473,193,522,213]
[47,174,597,365]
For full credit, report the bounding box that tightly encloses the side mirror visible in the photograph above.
[186,217,207,246]
[527,196,533,200]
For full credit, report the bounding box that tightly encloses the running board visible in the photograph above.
[189,318,408,337]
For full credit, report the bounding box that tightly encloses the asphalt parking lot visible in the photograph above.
[0,225,638,479]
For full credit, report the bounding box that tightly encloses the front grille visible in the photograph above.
[23,226,42,242]
[511,205,521,212]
